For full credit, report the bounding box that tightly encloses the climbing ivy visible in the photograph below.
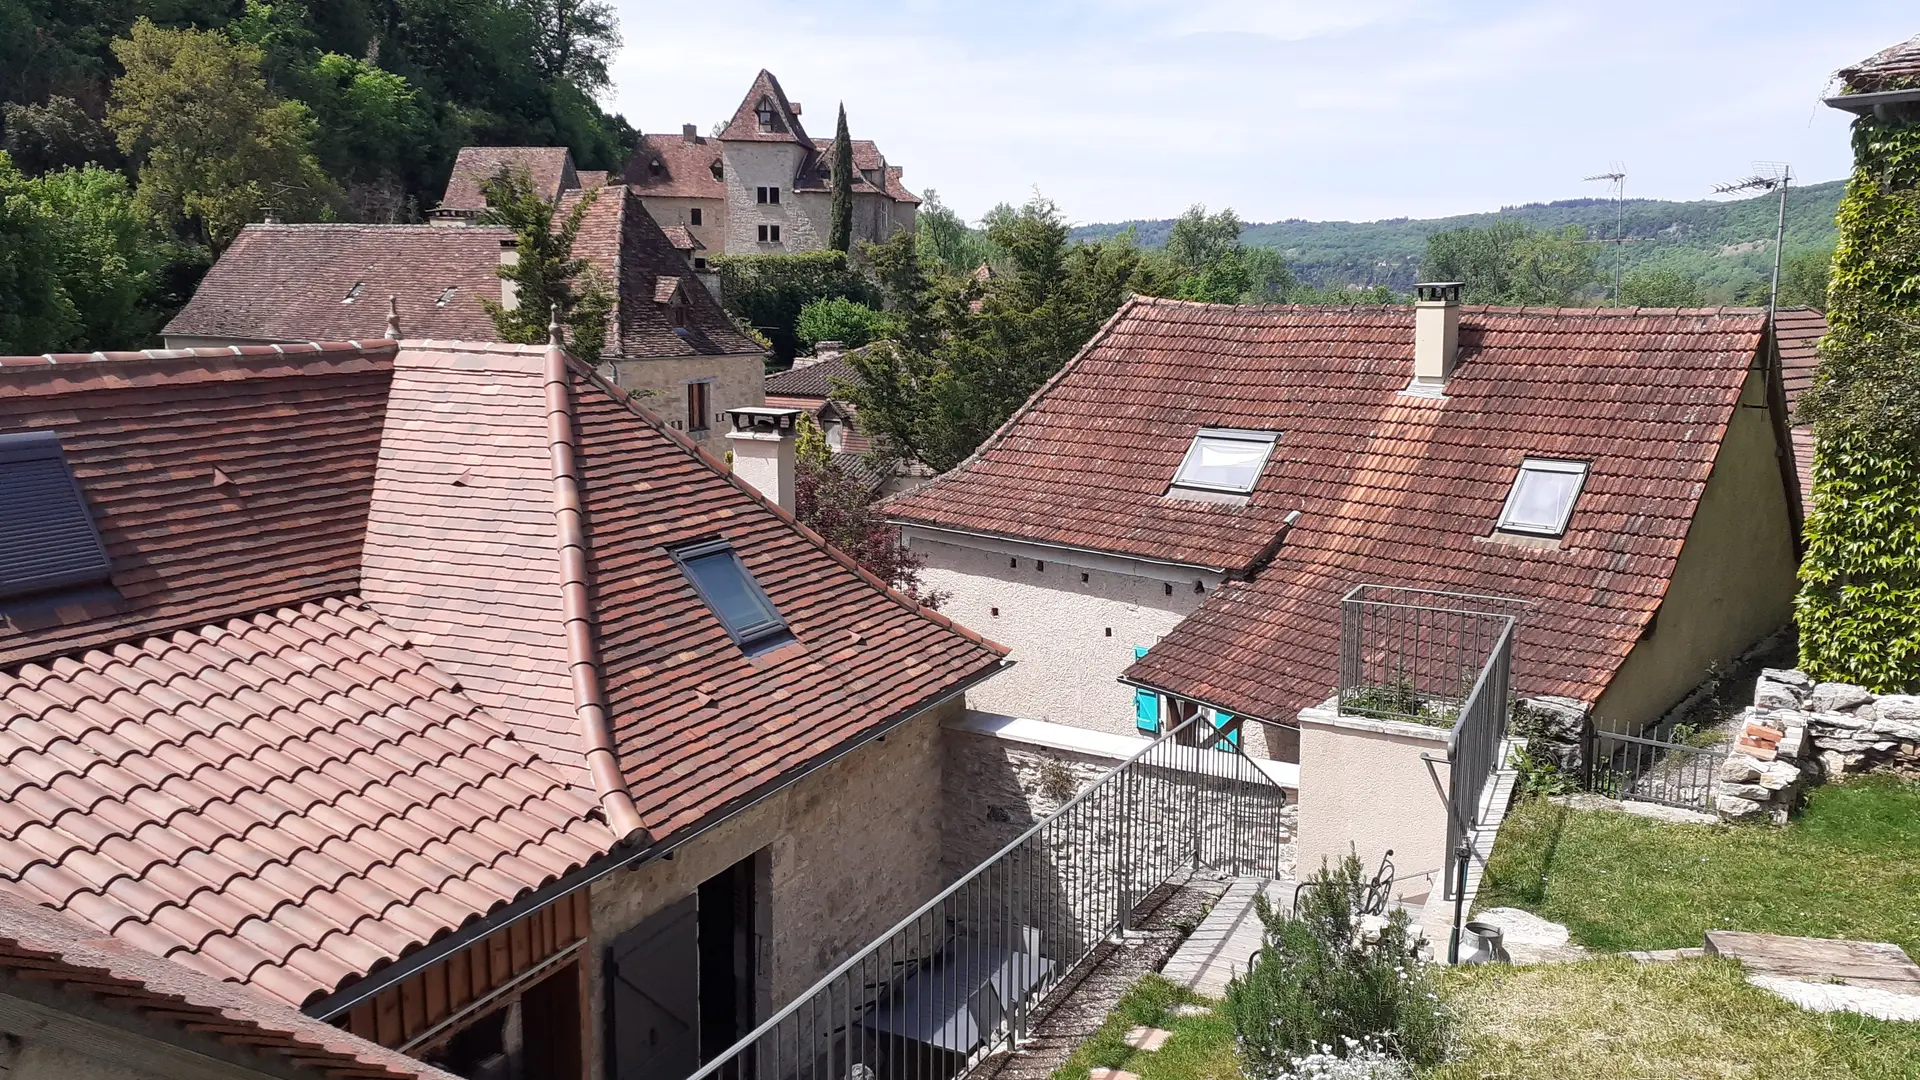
[1796,107,1920,691]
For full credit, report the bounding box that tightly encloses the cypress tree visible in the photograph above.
[829,103,853,252]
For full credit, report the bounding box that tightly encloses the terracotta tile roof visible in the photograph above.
[576,170,608,190]
[0,596,607,1009]
[1838,35,1920,93]
[719,70,812,146]
[164,225,509,343]
[659,225,703,252]
[0,342,396,670]
[890,297,1776,720]
[883,165,921,206]
[625,133,726,200]
[765,355,862,398]
[1775,306,1826,418]
[654,276,684,304]
[438,147,577,212]
[1790,426,1817,524]
[0,887,454,1078]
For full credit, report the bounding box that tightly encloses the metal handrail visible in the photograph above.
[675,712,1290,1080]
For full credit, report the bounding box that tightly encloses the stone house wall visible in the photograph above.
[901,530,1222,743]
[721,142,818,254]
[635,194,728,258]
[583,697,959,1080]
[603,353,766,449]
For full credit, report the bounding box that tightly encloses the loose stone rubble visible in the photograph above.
[1719,668,1920,823]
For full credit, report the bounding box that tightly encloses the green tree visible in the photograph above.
[108,18,338,248]
[1163,203,1243,272]
[2,96,114,175]
[25,164,172,349]
[1777,244,1834,310]
[1422,219,1600,305]
[1620,265,1705,307]
[711,249,876,363]
[477,168,612,357]
[0,151,79,353]
[513,0,620,95]
[796,297,895,351]
[913,189,995,277]
[793,413,940,606]
[300,52,430,208]
[1795,95,1920,690]
[828,103,853,253]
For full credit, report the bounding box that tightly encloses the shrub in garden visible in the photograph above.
[1224,853,1450,1078]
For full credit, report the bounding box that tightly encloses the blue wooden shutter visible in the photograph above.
[1133,646,1159,734]
[1211,708,1241,749]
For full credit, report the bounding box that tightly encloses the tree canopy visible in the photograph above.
[478,169,612,358]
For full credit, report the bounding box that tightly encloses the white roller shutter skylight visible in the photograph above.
[1498,458,1589,537]
[1171,429,1279,495]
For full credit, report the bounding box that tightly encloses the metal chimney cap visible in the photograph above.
[1413,282,1463,304]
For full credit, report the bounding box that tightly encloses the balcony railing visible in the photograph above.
[684,712,1289,1080]
[1338,585,1522,728]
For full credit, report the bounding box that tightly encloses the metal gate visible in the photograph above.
[1584,729,1728,813]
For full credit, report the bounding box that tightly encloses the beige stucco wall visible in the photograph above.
[583,697,960,1078]
[604,352,766,449]
[903,531,1217,737]
[1295,703,1451,909]
[636,194,727,257]
[1590,370,1798,733]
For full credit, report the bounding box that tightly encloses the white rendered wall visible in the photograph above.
[907,532,1215,737]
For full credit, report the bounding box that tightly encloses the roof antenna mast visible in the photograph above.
[1714,161,1793,324]
[1581,164,1627,304]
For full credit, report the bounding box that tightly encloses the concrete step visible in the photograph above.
[1159,875,1290,999]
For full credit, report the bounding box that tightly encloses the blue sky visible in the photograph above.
[609,1,1915,227]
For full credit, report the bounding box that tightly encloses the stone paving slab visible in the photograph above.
[1122,1027,1171,1051]
[1161,876,1287,998]
[1704,930,1920,996]
[1088,1070,1140,1080]
[1747,975,1920,1022]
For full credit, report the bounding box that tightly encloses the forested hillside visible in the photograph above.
[1075,180,1845,302]
[0,0,631,353]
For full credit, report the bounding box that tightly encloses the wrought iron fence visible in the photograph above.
[1584,728,1728,813]
[1443,619,1514,898]
[682,713,1289,1080]
[1338,585,1524,727]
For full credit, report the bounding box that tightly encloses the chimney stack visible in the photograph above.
[683,123,698,143]
[789,102,802,116]
[1409,281,1462,395]
[726,407,804,513]
[498,238,520,312]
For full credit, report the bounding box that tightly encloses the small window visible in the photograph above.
[756,102,777,131]
[689,208,703,226]
[669,297,688,329]
[710,161,724,181]
[671,538,790,649]
[755,186,781,205]
[757,224,781,244]
[436,286,456,307]
[693,257,708,270]
[1170,428,1278,494]
[342,281,364,304]
[1497,458,1588,537]
[0,431,112,600]
[649,159,662,175]
[686,381,711,432]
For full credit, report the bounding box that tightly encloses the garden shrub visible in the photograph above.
[1224,853,1450,1078]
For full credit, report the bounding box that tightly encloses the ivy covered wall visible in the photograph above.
[1797,102,1920,690]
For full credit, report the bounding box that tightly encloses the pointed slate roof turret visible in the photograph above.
[719,69,813,146]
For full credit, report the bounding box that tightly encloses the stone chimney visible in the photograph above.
[683,123,698,143]
[1408,281,1462,395]
[499,238,520,312]
[727,407,804,513]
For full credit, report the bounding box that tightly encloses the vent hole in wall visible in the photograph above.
[991,607,999,617]
[1081,572,1089,583]
[1164,583,1173,596]
[1104,627,1112,637]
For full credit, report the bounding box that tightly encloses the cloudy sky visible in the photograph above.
[608,1,1914,227]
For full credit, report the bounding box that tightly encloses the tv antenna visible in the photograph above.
[1714,161,1792,321]
[1582,165,1627,303]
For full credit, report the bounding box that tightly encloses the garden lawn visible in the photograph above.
[1477,777,1920,958]
[1048,976,1238,1080]
[1431,956,1920,1080]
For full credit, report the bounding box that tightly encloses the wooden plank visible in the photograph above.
[399,973,427,1039]
[488,932,511,991]
[423,959,449,1027]
[554,894,574,943]
[374,987,402,1048]
[447,950,472,1011]
[346,1002,378,1041]
[509,918,532,975]
[1705,931,1920,994]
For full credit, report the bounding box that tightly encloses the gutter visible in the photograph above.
[896,520,1235,577]
[304,659,1010,1022]
[1823,87,1920,114]
[543,320,647,841]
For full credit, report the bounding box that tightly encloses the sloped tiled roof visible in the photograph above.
[883,166,921,206]
[1776,306,1826,417]
[0,597,606,1009]
[1838,35,1920,93]
[0,888,454,1078]
[0,342,395,669]
[659,225,703,252]
[626,133,726,200]
[575,170,608,190]
[165,226,508,343]
[891,298,1779,721]
[765,355,862,399]
[439,147,578,212]
[719,70,812,146]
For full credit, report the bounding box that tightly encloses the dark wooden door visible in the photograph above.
[607,895,699,1080]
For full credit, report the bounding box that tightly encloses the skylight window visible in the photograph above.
[670,539,791,651]
[436,286,456,307]
[1170,429,1279,495]
[343,281,364,304]
[0,431,111,600]
[1497,458,1589,537]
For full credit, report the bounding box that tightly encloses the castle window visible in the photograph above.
[756,101,777,131]
[689,208,703,226]
[757,224,781,244]
[756,186,780,205]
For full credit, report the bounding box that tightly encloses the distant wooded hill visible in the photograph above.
[1072,179,1845,302]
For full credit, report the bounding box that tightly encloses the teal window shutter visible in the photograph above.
[1211,708,1241,749]
[1133,646,1158,734]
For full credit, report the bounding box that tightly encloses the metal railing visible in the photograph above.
[1444,619,1514,896]
[682,713,1289,1080]
[1584,728,1728,813]
[1338,585,1523,727]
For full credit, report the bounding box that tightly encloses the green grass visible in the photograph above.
[1477,777,1920,959]
[1430,957,1920,1080]
[1048,976,1238,1080]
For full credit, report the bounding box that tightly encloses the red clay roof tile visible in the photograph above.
[626,133,727,200]
[439,147,578,212]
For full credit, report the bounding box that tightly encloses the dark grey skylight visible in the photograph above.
[670,539,791,650]
[1497,458,1589,537]
[0,431,111,600]
[1171,428,1279,495]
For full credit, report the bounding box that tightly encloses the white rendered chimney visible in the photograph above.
[499,238,520,312]
[727,407,804,513]
[1408,281,1462,396]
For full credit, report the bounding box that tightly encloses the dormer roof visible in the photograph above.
[719,69,812,146]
